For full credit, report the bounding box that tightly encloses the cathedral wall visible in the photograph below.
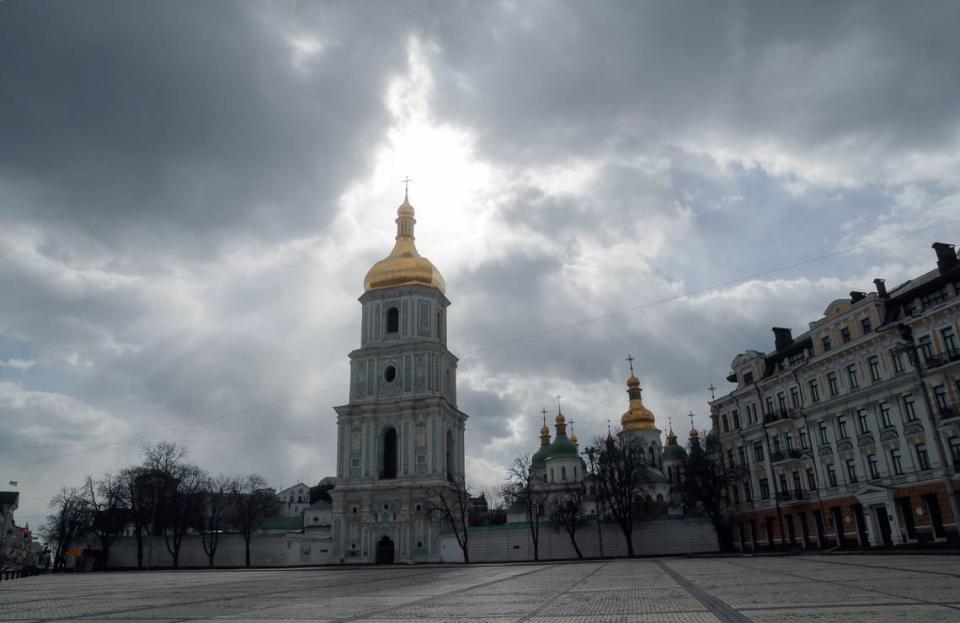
[104,534,336,568]
[439,518,719,563]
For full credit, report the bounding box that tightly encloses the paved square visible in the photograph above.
[1,555,959,622]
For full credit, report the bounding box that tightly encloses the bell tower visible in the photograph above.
[331,192,468,564]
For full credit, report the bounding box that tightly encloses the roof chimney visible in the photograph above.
[873,278,887,299]
[850,291,866,303]
[772,327,793,351]
[932,242,959,273]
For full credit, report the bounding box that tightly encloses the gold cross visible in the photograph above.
[708,383,717,400]
[556,394,562,413]
[402,176,412,197]
[626,354,635,376]
[541,408,548,427]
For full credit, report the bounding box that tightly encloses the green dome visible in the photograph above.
[532,446,549,468]
[641,466,668,483]
[544,433,580,460]
[662,443,687,462]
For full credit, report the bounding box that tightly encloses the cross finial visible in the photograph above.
[626,354,635,376]
[688,411,695,429]
[668,415,673,432]
[606,419,611,435]
[541,408,548,427]
[708,383,717,400]
[556,394,562,413]
[402,176,412,199]
[569,419,575,433]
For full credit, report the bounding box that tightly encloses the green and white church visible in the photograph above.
[330,192,468,564]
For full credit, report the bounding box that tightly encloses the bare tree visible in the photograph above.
[548,482,588,559]
[229,475,280,568]
[82,473,129,569]
[501,455,550,561]
[158,465,206,568]
[198,475,235,568]
[425,481,471,563]
[121,465,168,569]
[591,432,650,557]
[42,487,89,571]
[680,434,744,551]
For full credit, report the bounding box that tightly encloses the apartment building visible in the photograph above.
[710,242,960,550]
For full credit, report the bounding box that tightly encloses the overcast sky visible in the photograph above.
[3,0,960,525]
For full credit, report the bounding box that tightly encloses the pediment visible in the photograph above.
[903,422,925,437]
[857,434,875,448]
[880,429,899,443]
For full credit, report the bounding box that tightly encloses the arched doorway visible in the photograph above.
[375,535,394,564]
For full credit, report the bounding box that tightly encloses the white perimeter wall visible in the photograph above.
[440,519,718,563]
[105,534,336,568]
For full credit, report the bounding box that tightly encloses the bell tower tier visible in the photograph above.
[331,193,468,564]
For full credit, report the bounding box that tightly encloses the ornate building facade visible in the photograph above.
[711,242,960,550]
[330,193,468,564]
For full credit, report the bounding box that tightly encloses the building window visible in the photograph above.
[792,471,802,493]
[732,486,741,504]
[841,327,851,343]
[847,365,859,390]
[903,395,917,421]
[916,443,930,471]
[818,422,829,446]
[779,473,788,494]
[857,409,869,434]
[765,397,775,417]
[892,350,905,373]
[773,436,782,453]
[868,356,881,382]
[726,449,734,467]
[890,449,904,475]
[744,483,752,502]
[777,392,786,412]
[381,427,398,479]
[822,336,832,352]
[845,459,858,484]
[880,402,893,428]
[934,385,949,413]
[754,443,764,462]
[721,414,729,432]
[732,410,741,429]
[868,454,880,479]
[943,326,958,356]
[738,446,746,465]
[919,335,936,363]
[759,479,770,499]
[791,387,801,408]
[810,379,821,403]
[828,372,840,396]
[743,371,754,385]
[826,463,838,487]
[949,436,960,467]
[921,289,947,308]
[785,432,794,450]
[789,353,804,366]
[799,428,808,449]
[837,417,848,439]
[561,466,567,481]
[806,468,817,490]
[386,307,400,334]
[861,317,872,335]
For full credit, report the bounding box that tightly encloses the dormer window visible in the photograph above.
[822,336,832,352]
[743,371,754,385]
[840,327,851,343]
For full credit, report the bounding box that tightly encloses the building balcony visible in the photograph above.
[775,489,805,502]
[771,449,804,464]
[763,409,796,425]
[925,348,960,369]
[938,405,958,422]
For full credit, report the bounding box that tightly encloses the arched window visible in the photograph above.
[381,427,398,479]
[445,430,455,481]
[386,307,399,334]
[561,466,567,481]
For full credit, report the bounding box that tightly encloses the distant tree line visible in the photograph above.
[41,442,280,570]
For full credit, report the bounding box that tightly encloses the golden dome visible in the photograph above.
[555,412,566,425]
[363,195,446,294]
[665,427,678,446]
[569,432,578,444]
[540,424,550,437]
[689,426,700,441]
[622,376,657,431]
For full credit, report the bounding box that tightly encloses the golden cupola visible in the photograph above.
[363,193,446,293]
[621,374,657,431]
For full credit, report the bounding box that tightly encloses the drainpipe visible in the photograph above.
[791,361,827,548]
[755,383,786,550]
[733,393,759,553]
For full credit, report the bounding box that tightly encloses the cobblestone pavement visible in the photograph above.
[1,555,959,622]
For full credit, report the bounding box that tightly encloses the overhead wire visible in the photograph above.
[1,216,959,471]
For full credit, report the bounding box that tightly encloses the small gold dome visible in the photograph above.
[555,412,566,425]
[540,425,550,437]
[622,376,657,431]
[689,426,700,441]
[665,428,678,446]
[364,195,446,294]
[569,432,578,444]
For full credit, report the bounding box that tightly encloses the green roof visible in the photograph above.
[544,433,579,459]
[662,443,687,461]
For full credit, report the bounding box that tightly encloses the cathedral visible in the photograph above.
[330,192,468,564]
